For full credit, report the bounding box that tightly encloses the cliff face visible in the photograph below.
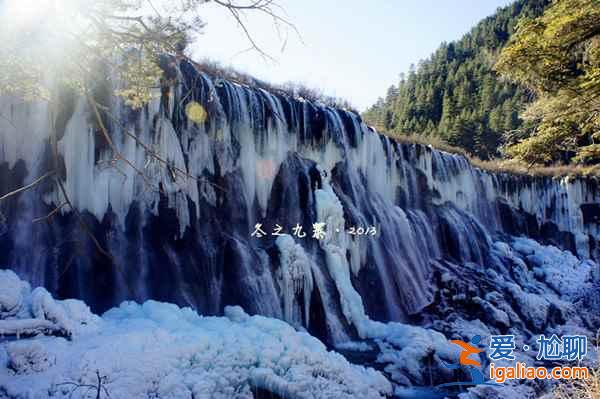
[0,61,599,349]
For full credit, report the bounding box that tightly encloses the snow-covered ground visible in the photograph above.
[0,270,391,399]
[1,234,598,399]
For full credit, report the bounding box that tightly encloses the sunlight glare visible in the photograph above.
[1,0,85,42]
[2,0,53,29]
[0,0,88,73]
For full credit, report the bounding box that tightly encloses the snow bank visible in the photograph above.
[0,270,98,338]
[0,272,391,399]
[510,236,595,300]
[368,321,457,385]
[0,270,30,319]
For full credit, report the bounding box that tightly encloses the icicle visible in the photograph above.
[314,168,370,338]
[275,235,314,327]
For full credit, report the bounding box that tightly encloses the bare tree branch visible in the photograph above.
[0,171,54,203]
[93,102,227,193]
[32,202,68,224]
[211,0,302,61]
[86,93,164,195]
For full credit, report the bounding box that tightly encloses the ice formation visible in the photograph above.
[275,234,314,327]
[0,272,391,399]
[1,58,600,397]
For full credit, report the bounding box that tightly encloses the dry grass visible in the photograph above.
[192,58,358,113]
[471,159,600,178]
[548,332,599,398]
[553,367,600,399]
[383,133,470,158]
[380,132,600,178]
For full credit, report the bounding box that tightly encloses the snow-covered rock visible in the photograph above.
[0,270,98,338]
[505,283,551,332]
[511,237,595,300]
[0,272,391,399]
[6,340,54,375]
[0,270,30,319]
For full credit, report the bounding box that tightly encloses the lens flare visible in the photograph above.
[185,102,208,124]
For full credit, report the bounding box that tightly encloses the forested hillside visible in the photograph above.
[363,0,550,159]
[495,0,600,166]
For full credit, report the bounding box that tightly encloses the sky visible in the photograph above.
[191,0,514,111]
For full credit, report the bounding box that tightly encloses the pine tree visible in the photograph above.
[362,0,551,160]
[495,0,600,165]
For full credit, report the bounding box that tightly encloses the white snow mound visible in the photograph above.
[0,270,99,338]
[0,271,391,399]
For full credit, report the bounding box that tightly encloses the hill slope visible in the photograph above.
[362,0,550,159]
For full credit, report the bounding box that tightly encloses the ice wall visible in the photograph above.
[1,59,599,344]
